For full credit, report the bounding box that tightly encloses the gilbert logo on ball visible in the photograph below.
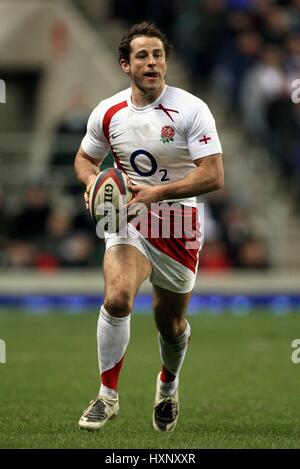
[0,79,6,103]
[89,168,132,233]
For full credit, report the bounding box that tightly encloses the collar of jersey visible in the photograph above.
[128,85,168,112]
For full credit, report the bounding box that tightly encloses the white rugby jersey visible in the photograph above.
[81,85,222,206]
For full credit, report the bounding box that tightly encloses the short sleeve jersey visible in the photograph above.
[81,85,222,206]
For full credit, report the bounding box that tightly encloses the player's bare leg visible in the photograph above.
[103,244,152,318]
[79,245,151,431]
[152,286,192,432]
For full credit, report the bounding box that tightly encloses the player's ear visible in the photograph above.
[120,59,130,75]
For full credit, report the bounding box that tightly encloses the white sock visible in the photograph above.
[97,305,130,399]
[158,321,191,396]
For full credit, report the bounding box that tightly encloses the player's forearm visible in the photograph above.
[158,160,224,200]
[74,147,100,186]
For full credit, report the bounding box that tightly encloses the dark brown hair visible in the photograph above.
[118,21,172,63]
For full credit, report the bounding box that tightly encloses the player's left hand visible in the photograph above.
[127,183,162,209]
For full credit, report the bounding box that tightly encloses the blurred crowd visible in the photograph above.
[0,182,269,271]
[112,0,300,197]
[0,185,104,271]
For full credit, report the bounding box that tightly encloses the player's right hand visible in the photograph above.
[84,174,97,210]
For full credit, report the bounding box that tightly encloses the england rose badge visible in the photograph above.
[160,125,175,143]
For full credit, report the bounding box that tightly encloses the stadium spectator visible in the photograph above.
[266,90,300,186]
[4,240,36,268]
[50,90,91,194]
[199,239,232,270]
[240,44,286,144]
[38,209,96,268]
[237,236,270,269]
[8,184,50,242]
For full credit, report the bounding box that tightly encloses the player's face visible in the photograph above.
[121,36,167,100]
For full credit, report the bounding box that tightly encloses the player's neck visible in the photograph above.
[130,83,166,108]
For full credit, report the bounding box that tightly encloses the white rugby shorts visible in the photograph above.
[104,204,202,293]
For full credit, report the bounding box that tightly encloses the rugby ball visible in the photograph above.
[89,168,133,227]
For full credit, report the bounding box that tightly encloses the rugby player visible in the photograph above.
[75,21,224,432]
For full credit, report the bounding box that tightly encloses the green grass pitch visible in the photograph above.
[0,310,299,448]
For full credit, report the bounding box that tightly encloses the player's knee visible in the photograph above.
[104,292,133,317]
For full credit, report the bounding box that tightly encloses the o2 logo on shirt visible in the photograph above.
[130,150,169,181]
